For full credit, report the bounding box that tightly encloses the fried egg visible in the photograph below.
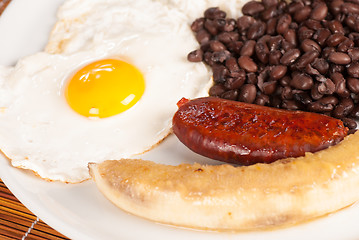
[0,0,211,183]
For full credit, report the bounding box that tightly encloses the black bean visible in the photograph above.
[294,5,312,22]
[282,100,302,110]
[311,83,324,100]
[187,49,203,62]
[196,29,211,44]
[328,52,352,65]
[341,118,357,130]
[284,29,297,46]
[335,13,345,23]
[318,79,336,95]
[191,18,205,32]
[349,32,359,41]
[255,93,270,106]
[226,41,243,55]
[266,17,278,35]
[237,15,256,32]
[224,76,245,90]
[262,0,279,8]
[270,95,282,108]
[328,20,345,34]
[347,77,359,93]
[288,2,304,14]
[211,50,231,63]
[280,49,301,65]
[268,35,283,51]
[312,58,329,74]
[210,40,227,52]
[277,1,287,12]
[331,72,351,97]
[325,33,347,47]
[238,84,257,103]
[323,50,336,63]
[218,32,240,44]
[293,92,312,105]
[238,56,258,72]
[282,40,295,51]
[247,21,266,40]
[329,64,346,73]
[295,50,320,69]
[341,2,359,15]
[298,26,315,42]
[240,40,256,56]
[337,39,354,52]
[242,1,265,16]
[221,89,239,100]
[261,81,277,95]
[261,5,279,21]
[348,48,359,61]
[345,15,358,31]
[308,101,334,112]
[204,7,226,20]
[214,18,227,32]
[269,50,282,65]
[209,84,226,96]
[332,98,355,118]
[330,0,344,15]
[305,64,320,75]
[301,39,321,52]
[212,64,228,83]
[316,74,328,83]
[280,86,293,100]
[229,68,246,79]
[277,14,292,34]
[203,52,214,66]
[225,57,240,73]
[204,19,218,35]
[247,72,258,85]
[255,41,269,64]
[290,72,314,90]
[347,62,359,78]
[223,18,237,32]
[311,2,328,21]
[305,19,323,30]
[318,96,339,106]
[313,28,331,46]
[270,65,287,80]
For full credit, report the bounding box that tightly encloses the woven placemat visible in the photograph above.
[0,1,68,239]
[0,179,70,240]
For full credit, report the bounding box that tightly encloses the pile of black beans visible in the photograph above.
[187,0,359,131]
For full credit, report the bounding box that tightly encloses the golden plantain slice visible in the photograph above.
[88,131,359,230]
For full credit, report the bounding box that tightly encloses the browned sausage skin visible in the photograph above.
[172,97,348,165]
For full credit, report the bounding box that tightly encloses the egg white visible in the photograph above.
[0,0,211,183]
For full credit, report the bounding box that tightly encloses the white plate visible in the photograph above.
[1,1,359,239]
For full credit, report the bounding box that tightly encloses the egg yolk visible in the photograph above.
[65,59,145,118]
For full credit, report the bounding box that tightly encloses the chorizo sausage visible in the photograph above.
[172,97,348,165]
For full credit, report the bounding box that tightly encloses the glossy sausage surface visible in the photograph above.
[172,97,349,165]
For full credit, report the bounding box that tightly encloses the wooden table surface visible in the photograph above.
[0,1,70,239]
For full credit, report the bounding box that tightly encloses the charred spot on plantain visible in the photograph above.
[195,168,204,172]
